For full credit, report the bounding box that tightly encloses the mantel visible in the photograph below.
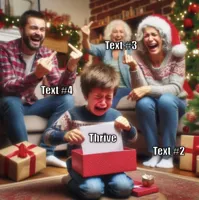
[0,28,68,53]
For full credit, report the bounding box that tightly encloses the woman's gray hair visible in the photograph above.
[104,19,132,42]
[136,25,171,54]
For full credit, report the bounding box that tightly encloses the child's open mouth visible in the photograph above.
[95,106,107,111]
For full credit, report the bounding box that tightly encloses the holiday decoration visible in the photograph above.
[0,9,80,47]
[183,125,190,134]
[184,18,193,29]
[142,174,154,187]
[186,110,197,122]
[188,3,199,13]
[179,30,186,39]
[195,84,199,93]
[183,84,199,133]
[0,9,88,71]
[170,0,199,88]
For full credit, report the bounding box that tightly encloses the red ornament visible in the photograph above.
[0,22,4,29]
[184,18,193,29]
[195,84,199,93]
[186,111,197,122]
[83,53,89,63]
[183,126,190,134]
[188,3,199,13]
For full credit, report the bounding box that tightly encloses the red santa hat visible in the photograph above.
[137,14,187,57]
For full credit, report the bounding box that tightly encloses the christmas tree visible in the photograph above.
[170,1,199,134]
[183,85,199,133]
[170,0,199,89]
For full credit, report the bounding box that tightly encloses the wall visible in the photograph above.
[89,0,174,42]
[10,0,90,27]
[89,0,173,23]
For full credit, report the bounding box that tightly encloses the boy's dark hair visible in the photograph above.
[19,10,45,27]
[80,63,120,98]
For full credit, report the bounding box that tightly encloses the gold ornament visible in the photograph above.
[186,111,197,122]
[179,31,185,39]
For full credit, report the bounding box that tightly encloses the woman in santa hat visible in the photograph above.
[124,14,187,168]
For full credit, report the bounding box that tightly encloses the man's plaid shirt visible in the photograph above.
[0,39,76,104]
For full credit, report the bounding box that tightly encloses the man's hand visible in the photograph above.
[81,21,93,37]
[64,128,85,145]
[127,86,151,101]
[66,43,83,72]
[34,51,57,79]
[115,116,131,131]
[123,50,137,71]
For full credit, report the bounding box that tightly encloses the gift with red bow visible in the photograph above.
[0,141,46,181]
[180,135,199,172]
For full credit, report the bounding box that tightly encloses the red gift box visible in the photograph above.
[180,135,199,172]
[72,147,136,177]
[132,181,159,197]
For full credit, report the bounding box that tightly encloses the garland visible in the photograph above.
[0,9,88,70]
[0,9,80,47]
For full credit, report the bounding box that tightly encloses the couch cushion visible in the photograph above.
[116,96,136,110]
[73,76,87,106]
[34,81,45,100]
[24,116,48,132]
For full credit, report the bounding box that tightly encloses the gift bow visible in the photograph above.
[4,143,37,176]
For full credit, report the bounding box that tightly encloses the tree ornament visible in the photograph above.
[195,84,199,93]
[183,125,190,133]
[188,3,199,14]
[179,31,185,40]
[184,18,193,29]
[186,111,197,122]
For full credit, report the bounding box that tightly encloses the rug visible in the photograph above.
[0,168,199,200]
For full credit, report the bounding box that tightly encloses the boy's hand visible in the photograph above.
[123,50,137,71]
[67,43,83,72]
[64,129,85,145]
[81,21,93,37]
[35,51,57,79]
[115,116,131,131]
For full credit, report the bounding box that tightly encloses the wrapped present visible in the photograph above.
[180,135,199,172]
[0,141,46,181]
[196,156,199,176]
[132,181,159,197]
[72,147,136,177]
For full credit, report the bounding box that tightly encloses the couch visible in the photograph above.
[0,76,185,154]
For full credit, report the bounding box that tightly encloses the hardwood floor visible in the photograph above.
[0,154,197,186]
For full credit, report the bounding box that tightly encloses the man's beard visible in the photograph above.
[22,33,44,51]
